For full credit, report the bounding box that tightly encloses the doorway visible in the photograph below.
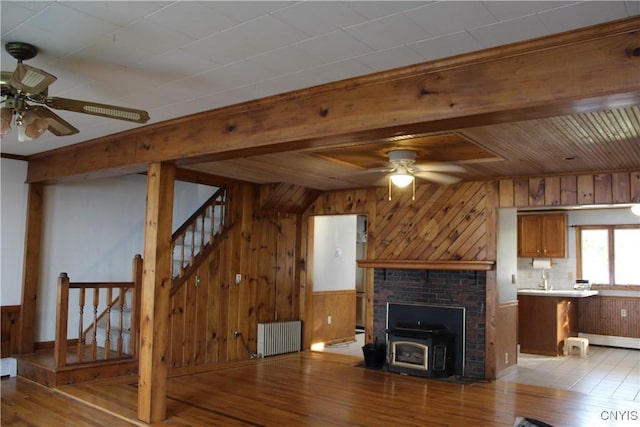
[309,214,367,349]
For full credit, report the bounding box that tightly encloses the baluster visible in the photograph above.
[104,288,112,359]
[212,202,218,238]
[190,223,196,263]
[180,232,186,274]
[170,242,175,279]
[77,288,85,363]
[91,288,99,360]
[117,287,125,357]
[199,212,206,251]
[219,191,226,233]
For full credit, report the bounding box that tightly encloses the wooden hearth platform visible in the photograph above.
[15,347,138,388]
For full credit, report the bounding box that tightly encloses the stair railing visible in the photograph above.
[54,255,142,369]
[171,187,227,287]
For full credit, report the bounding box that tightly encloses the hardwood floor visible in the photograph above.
[2,351,638,426]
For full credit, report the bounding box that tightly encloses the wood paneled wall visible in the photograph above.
[499,171,640,208]
[305,182,489,261]
[167,183,300,370]
[1,305,21,358]
[163,171,638,375]
[496,302,518,377]
[375,182,488,260]
[311,291,356,345]
[578,296,640,338]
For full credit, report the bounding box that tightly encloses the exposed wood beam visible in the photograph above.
[138,162,175,423]
[174,167,241,187]
[27,18,640,184]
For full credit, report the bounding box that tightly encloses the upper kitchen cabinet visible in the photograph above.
[518,213,567,258]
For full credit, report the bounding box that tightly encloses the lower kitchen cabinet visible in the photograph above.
[518,295,578,356]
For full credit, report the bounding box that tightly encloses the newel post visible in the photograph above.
[130,254,143,357]
[54,272,70,369]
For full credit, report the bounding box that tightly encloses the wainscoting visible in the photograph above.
[1,305,20,358]
[311,290,356,346]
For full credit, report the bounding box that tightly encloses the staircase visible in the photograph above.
[16,187,229,387]
[171,187,227,288]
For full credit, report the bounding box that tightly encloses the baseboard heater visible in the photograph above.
[579,333,640,350]
[257,320,302,357]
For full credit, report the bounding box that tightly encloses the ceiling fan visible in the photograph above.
[381,149,465,185]
[1,41,150,142]
[344,149,466,200]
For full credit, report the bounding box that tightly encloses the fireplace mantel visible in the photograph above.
[357,260,494,271]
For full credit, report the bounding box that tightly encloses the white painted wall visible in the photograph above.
[313,215,357,291]
[497,208,518,303]
[1,158,29,306]
[0,158,215,341]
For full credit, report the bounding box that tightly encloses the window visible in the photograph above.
[577,225,640,286]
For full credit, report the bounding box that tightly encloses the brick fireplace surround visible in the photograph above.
[373,269,486,379]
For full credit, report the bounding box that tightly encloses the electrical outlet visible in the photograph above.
[621,309,627,318]
[327,315,332,325]
[235,273,242,284]
[504,353,508,364]
[568,271,574,280]
[527,271,532,279]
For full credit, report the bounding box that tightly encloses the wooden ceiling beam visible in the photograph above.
[26,18,640,184]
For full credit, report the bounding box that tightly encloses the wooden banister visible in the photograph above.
[54,255,143,369]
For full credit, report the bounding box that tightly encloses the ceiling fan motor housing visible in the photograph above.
[5,42,38,62]
[388,150,417,167]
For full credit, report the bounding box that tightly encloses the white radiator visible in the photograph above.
[257,321,301,357]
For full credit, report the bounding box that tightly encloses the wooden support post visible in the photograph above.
[54,273,70,369]
[18,183,44,354]
[137,162,175,423]
[485,181,499,381]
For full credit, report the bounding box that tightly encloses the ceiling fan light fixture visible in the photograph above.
[13,111,47,141]
[0,108,13,136]
[390,171,414,188]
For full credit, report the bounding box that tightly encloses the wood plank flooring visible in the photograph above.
[3,351,638,426]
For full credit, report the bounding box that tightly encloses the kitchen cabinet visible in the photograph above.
[518,295,578,356]
[518,213,566,258]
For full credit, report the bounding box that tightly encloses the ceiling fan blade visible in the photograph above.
[412,163,466,173]
[45,97,150,124]
[10,64,57,95]
[414,171,462,185]
[28,105,79,136]
[334,166,395,179]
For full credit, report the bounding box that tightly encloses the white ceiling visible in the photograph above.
[2,1,639,157]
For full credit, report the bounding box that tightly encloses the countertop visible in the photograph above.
[517,289,599,298]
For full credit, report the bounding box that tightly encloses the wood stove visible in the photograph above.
[388,322,455,378]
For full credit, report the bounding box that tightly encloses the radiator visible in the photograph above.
[257,321,301,357]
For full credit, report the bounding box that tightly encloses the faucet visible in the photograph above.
[539,269,551,291]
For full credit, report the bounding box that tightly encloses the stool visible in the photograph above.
[564,337,589,358]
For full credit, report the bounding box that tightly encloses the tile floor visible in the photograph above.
[501,346,640,403]
[320,335,640,403]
